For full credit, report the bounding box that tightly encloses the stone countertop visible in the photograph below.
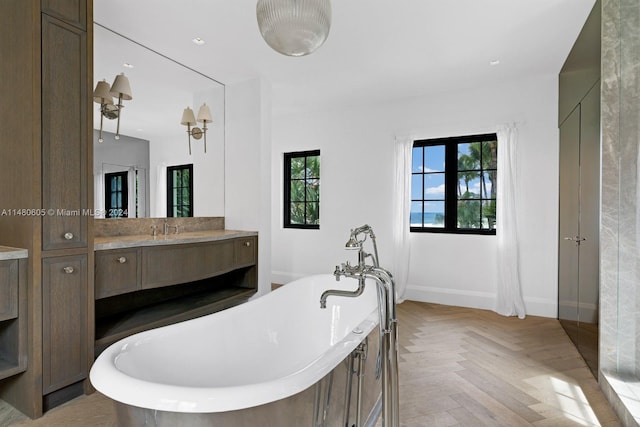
[0,246,28,260]
[94,229,258,251]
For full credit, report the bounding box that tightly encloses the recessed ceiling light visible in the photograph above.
[489,59,500,66]
[123,63,134,68]
[192,37,205,46]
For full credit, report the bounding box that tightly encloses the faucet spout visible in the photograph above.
[320,275,365,308]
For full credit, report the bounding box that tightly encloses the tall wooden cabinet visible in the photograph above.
[558,0,600,377]
[0,0,93,418]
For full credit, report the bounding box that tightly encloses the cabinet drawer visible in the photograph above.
[142,240,236,290]
[42,254,88,394]
[235,237,257,268]
[0,259,18,321]
[95,249,140,299]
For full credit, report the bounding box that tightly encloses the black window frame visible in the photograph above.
[104,171,128,218]
[166,164,194,218]
[283,150,320,229]
[411,133,497,235]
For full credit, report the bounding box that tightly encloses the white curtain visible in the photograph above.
[94,173,105,219]
[155,163,167,217]
[495,124,526,319]
[392,136,413,302]
[137,168,147,218]
[127,167,136,218]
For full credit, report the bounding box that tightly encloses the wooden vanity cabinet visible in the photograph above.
[94,236,258,355]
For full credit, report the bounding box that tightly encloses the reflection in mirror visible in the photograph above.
[94,131,149,219]
[93,23,225,218]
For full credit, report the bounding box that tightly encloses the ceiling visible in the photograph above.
[94,0,596,119]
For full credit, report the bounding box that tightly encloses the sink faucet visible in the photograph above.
[319,225,399,427]
[163,220,179,235]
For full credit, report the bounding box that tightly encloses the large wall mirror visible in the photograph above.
[93,23,225,219]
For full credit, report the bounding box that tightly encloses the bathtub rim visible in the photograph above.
[90,274,379,413]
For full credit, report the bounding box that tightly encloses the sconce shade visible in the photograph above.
[110,73,133,100]
[196,103,213,123]
[181,107,197,126]
[256,0,331,56]
[93,80,113,104]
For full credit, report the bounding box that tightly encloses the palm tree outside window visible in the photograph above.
[284,150,320,229]
[411,134,497,234]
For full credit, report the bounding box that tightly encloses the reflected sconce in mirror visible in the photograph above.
[93,73,133,143]
[180,103,212,155]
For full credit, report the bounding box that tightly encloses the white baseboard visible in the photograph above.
[403,284,557,318]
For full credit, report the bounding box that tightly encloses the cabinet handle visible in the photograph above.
[117,256,127,264]
[63,266,74,274]
[64,232,74,240]
[244,241,251,247]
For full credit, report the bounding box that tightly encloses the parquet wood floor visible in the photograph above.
[388,301,620,427]
[0,301,621,426]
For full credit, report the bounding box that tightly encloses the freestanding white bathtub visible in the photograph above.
[90,274,382,426]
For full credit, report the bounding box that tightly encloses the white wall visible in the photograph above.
[270,73,559,317]
[225,77,272,296]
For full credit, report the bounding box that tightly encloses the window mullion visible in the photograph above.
[303,156,308,224]
[445,143,457,231]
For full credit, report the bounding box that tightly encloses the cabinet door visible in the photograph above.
[41,0,87,30]
[41,15,88,251]
[95,249,140,299]
[558,105,581,328]
[235,237,257,268]
[42,255,88,394]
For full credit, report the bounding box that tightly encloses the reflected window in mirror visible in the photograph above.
[105,171,129,218]
[167,164,193,217]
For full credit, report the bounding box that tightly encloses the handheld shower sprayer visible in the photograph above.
[346,224,380,267]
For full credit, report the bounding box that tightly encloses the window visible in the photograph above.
[411,133,497,234]
[104,171,128,218]
[284,150,320,229]
[167,164,193,217]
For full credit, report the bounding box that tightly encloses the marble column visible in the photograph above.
[599,0,640,425]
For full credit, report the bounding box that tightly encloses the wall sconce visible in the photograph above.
[180,103,212,155]
[93,73,133,143]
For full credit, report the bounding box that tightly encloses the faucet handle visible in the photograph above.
[333,265,342,281]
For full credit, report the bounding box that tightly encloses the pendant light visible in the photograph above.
[256,0,331,57]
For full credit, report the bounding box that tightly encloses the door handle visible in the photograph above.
[563,236,586,245]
